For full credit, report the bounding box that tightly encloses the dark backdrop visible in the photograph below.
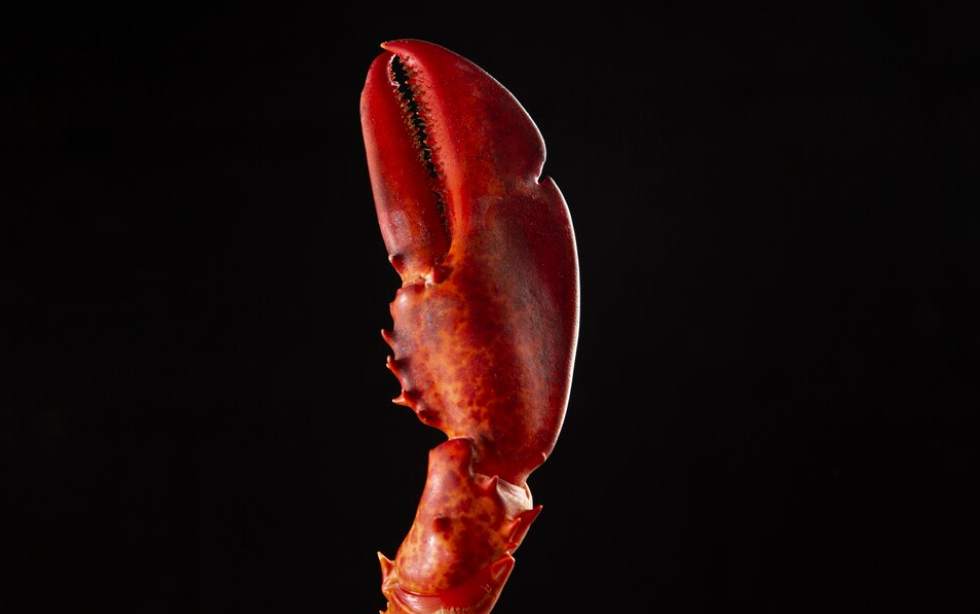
[8,6,977,612]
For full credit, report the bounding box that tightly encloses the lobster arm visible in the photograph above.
[361,40,579,614]
[378,439,541,614]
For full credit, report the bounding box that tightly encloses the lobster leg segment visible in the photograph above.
[379,438,538,614]
[362,39,579,614]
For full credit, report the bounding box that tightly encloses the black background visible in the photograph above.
[8,5,978,613]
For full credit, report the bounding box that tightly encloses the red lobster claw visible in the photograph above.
[361,40,579,614]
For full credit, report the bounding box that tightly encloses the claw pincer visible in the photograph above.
[361,40,578,614]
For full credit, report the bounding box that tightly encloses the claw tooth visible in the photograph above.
[393,389,419,407]
[521,505,543,523]
[386,355,400,375]
[506,505,542,545]
[489,556,515,583]
[381,328,395,348]
[392,391,411,406]
[378,552,394,582]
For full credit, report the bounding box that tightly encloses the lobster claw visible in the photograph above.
[361,40,578,614]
